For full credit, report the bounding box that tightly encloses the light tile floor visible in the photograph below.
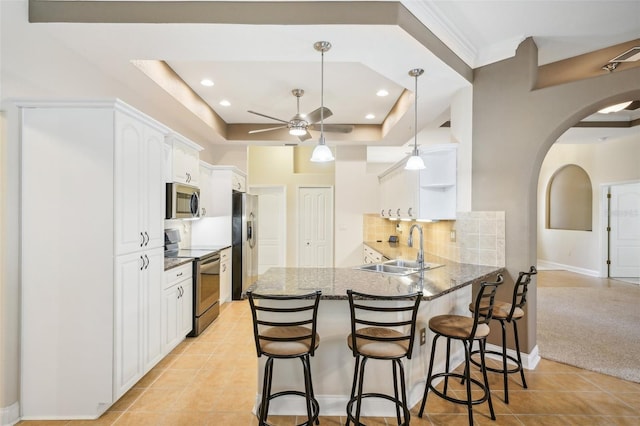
[18,271,640,425]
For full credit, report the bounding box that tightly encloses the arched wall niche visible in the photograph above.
[546,164,593,231]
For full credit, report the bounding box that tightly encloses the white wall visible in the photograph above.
[334,146,380,267]
[537,133,640,275]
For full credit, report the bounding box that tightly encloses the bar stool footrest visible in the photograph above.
[257,390,320,426]
[346,392,410,426]
[428,372,490,406]
[470,349,523,375]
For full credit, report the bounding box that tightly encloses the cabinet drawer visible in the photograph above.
[164,263,192,289]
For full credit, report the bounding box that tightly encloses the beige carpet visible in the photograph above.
[537,285,640,383]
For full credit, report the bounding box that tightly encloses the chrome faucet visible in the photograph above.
[408,224,424,269]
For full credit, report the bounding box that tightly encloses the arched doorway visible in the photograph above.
[534,97,640,380]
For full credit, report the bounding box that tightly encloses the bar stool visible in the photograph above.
[418,275,504,426]
[346,290,422,426]
[468,266,537,403]
[247,290,322,426]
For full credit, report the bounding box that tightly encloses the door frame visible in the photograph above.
[248,184,287,272]
[600,179,640,278]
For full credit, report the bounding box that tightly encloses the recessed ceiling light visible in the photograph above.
[365,114,375,120]
[200,79,214,87]
[598,101,632,114]
[219,100,231,107]
[376,89,389,97]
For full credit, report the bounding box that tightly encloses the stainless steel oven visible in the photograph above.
[191,251,220,336]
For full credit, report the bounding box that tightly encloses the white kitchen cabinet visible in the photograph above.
[232,170,246,192]
[165,133,203,186]
[114,247,164,399]
[363,244,384,264]
[162,263,193,354]
[378,144,457,221]
[220,247,232,304]
[198,161,215,217]
[115,111,165,255]
[19,100,171,419]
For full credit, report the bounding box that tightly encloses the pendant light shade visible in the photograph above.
[405,68,425,170]
[310,135,334,162]
[310,41,334,163]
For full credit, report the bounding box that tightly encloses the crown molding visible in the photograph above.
[402,0,478,67]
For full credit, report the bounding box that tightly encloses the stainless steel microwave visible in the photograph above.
[166,183,200,219]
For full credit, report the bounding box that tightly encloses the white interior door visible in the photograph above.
[250,186,286,273]
[298,187,334,267]
[610,182,640,278]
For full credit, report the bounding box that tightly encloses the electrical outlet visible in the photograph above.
[449,229,456,242]
[420,328,426,346]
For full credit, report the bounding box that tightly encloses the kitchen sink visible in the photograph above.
[354,263,420,276]
[383,259,422,269]
[354,259,444,276]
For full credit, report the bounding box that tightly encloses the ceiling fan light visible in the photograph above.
[405,154,425,170]
[598,101,632,114]
[289,127,307,136]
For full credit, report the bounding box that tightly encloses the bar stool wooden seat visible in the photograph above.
[418,275,504,426]
[346,290,422,426]
[468,266,537,404]
[247,290,322,426]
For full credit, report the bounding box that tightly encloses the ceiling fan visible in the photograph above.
[247,88,353,141]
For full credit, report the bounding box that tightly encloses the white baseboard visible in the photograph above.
[484,343,540,370]
[1,402,20,426]
[537,259,599,277]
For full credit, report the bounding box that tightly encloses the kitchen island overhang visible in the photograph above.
[244,259,505,417]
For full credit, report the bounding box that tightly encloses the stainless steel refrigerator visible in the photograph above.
[232,191,258,300]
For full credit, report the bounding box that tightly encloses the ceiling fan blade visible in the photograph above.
[625,100,640,110]
[248,125,288,134]
[309,123,354,134]
[306,107,333,124]
[298,131,313,142]
[247,110,290,124]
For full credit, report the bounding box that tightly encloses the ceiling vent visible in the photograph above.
[609,46,640,63]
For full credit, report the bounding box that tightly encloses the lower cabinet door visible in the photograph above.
[162,278,193,354]
[114,252,145,399]
[180,281,194,337]
[162,284,182,353]
[144,248,164,371]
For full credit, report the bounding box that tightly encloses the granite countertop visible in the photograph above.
[164,257,193,271]
[246,254,504,301]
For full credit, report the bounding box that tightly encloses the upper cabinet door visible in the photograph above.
[115,111,166,254]
[168,136,201,186]
[143,128,165,249]
[115,112,146,255]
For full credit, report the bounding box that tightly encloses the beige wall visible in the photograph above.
[472,37,640,353]
[538,135,640,274]
[201,144,248,172]
[247,145,334,266]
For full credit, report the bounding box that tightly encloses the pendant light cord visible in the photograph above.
[320,48,325,140]
[414,72,418,154]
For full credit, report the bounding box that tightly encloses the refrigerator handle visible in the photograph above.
[248,212,256,248]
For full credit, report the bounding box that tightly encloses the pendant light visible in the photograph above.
[310,41,335,163]
[405,68,425,170]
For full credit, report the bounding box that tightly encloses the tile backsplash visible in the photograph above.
[363,211,505,267]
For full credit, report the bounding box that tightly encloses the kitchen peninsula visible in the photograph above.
[245,255,504,417]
